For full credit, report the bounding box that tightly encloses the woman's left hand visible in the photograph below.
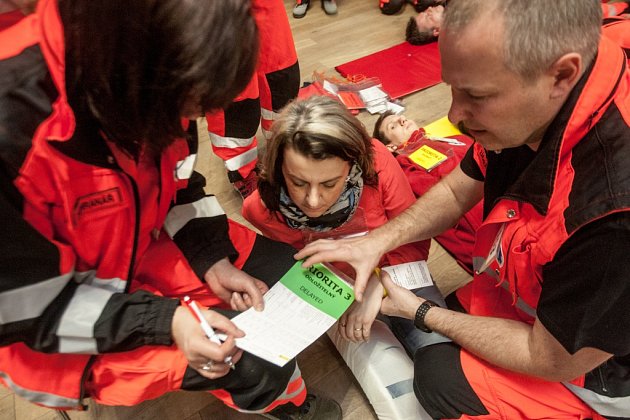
[204,258,269,311]
[338,272,383,342]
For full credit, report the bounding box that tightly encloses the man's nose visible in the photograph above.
[448,91,468,127]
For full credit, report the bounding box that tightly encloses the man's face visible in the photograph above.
[415,5,445,36]
[440,15,558,151]
[380,114,419,151]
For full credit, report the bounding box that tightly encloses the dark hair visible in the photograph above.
[59,0,258,156]
[405,16,438,45]
[413,0,439,13]
[372,110,395,145]
[258,96,378,211]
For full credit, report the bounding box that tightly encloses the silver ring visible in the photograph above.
[354,327,363,332]
[201,360,214,371]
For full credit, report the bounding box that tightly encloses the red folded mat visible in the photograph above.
[335,41,442,99]
[0,10,26,31]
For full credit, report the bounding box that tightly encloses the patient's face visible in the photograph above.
[380,114,419,151]
[282,147,351,218]
[415,5,445,36]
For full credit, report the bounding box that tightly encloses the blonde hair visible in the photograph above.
[258,96,377,211]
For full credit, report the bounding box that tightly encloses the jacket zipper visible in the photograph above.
[588,58,625,125]
[597,365,609,394]
[78,171,141,405]
[124,173,141,290]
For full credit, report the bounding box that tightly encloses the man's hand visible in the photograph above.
[294,235,387,302]
[171,305,244,379]
[338,272,383,342]
[204,258,268,311]
[380,271,423,320]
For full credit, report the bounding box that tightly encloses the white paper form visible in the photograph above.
[381,260,434,289]
[229,262,354,366]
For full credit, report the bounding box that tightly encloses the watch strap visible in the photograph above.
[414,299,439,333]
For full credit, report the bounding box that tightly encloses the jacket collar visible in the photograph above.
[502,36,627,215]
[34,0,120,168]
[35,0,75,143]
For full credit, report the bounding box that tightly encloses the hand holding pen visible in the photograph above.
[182,296,238,371]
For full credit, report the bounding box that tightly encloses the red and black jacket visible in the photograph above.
[0,0,236,408]
[465,34,630,416]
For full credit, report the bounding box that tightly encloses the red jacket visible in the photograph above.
[396,131,483,273]
[243,139,430,269]
[468,35,630,416]
[0,0,236,408]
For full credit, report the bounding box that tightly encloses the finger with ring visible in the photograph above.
[354,327,363,332]
[200,360,214,371]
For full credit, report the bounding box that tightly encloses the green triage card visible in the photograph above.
[228,261,355,366]
[280,261,355,319]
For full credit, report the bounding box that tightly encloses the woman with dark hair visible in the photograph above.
[0,1,340,418]
[243,96,450,353]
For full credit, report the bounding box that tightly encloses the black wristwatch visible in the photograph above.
[414,299,439,333]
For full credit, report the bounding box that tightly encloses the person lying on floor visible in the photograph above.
[373,111,482,274]
[405,0,629,45]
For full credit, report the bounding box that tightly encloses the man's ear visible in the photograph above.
[433,27,440,37]
[548,52,582,100]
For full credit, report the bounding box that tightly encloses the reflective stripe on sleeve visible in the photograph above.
[208,132,255,149]
[0,371,80,409]
[56,282,118,354]
[260,107,276,121]
[224,148,258,172]
[564,382,630,418]
[75,271,126,293]
[163,196,225,238]
[0,272,73,324]
[237,364,306,414]
[175,154,197,180]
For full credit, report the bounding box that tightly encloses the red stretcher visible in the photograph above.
[335,41,442,99]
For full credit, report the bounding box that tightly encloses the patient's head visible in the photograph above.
[373,111,419,152]
[406,4,445,45]
[258,96,377,217]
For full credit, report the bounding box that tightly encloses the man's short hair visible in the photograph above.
[443,0,601,80]
[405,17,438,45]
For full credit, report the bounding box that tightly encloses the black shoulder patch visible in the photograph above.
[566,106,630,233]
[0,44,57,180]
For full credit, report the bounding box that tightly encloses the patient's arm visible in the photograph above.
[337,272,383,343]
